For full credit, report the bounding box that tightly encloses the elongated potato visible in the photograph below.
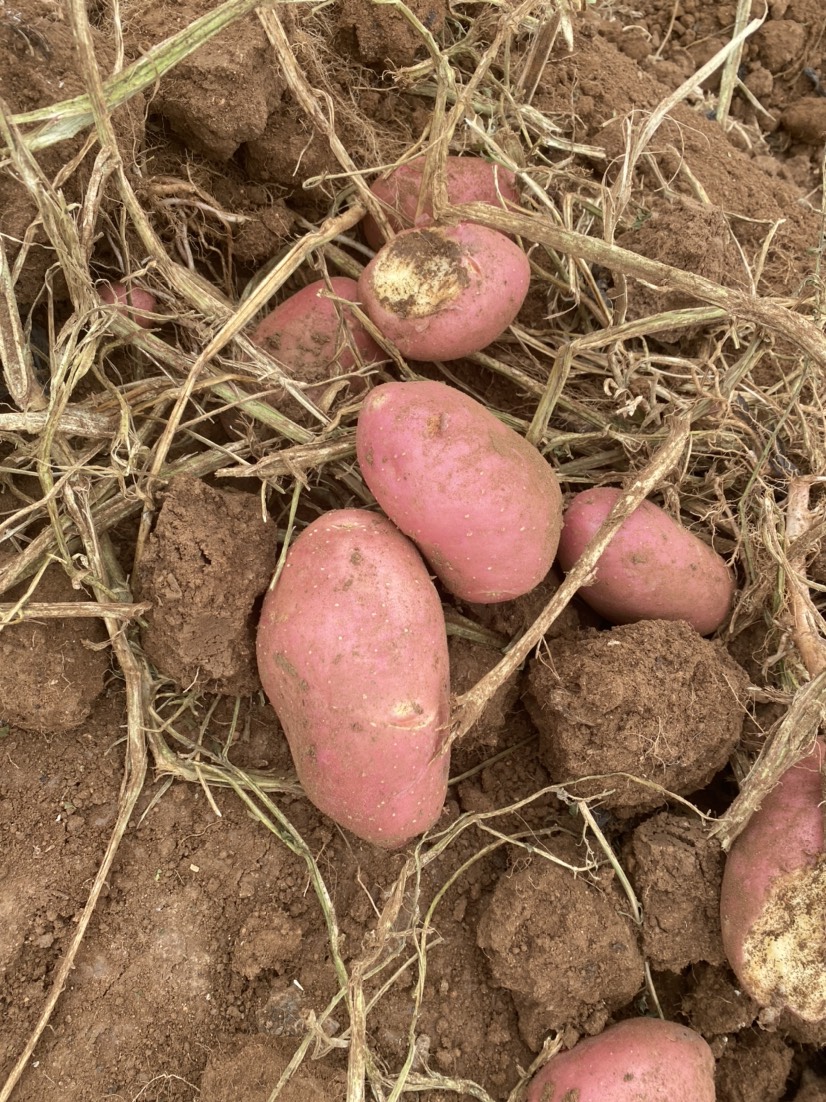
[361,155,519,250]
[526,1018,716,1102]
[356,381,563,603]
[358,224,530,361]
[557,487,735,635]
[255,509,450,849]
[720,740,826,1023]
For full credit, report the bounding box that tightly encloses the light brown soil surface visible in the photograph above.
[1,0,825,1098]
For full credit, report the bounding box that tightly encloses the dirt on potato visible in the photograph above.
[2,0,826,1097]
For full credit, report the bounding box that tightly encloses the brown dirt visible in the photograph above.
[715,1029,794,1102]
[524,619,750,815]
[625,811,726,971]
[0,566,109,734]
[476,835,645,1051]
[135,476,276,695]
[2,0,826,1097]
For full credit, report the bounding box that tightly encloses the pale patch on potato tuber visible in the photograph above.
[370,229,469,318]
[740,858,826,1022]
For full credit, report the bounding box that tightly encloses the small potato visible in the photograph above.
[557,487,735,635]
[356,381,563,603]
[256,509,450,849]
[361,155,519,250]
[358,224,530,361]
[99,280,158,328]
[720,740,826,1023]
[526,1018,716,1102]
[250,276,385,384]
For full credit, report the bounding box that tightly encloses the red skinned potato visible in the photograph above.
[362,155,519,250]
[99,281,158,328]
[557,487,735,635]
[526,1018,716,1102]
[255,509,450,849]
[358,224,530,361]
[720,739,826,1024]
[250,276,385,383]
[356,381,563,603]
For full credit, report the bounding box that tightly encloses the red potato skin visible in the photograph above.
[362,155,519,250]
[526,1018,716,1102]
[99,281,158,328]
[557,487,735,635]
[720,740,826,1020]
[255,509,450,849]
[358,224,530,362]
[356,381,563,603]
[250,276,385,378]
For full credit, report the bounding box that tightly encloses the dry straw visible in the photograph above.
[1,0,825,1099]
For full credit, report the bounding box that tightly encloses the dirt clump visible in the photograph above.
[715,1029,794,1102]
[476,837,644,1050]
[795,1072,826,1101]
[625,812,725,970]
[136,476,276,694]
[0,565,109,734]
[524,619,749,815]
[682,964,759,1035]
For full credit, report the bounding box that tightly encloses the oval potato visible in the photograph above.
[362,155,519,250]
[358,224,530,362]
[256,509,450,849]
[526,1018,716,1102]
[557,487,735,635]
[356,381,563,603]
[250,276,385,382]
[720,739,826,1022]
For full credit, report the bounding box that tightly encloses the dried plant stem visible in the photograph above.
[0,600,148,624]
[0,232,47,411]
[256,7,390,236]
[716,0,759,126]
[449,203,826,372]
[712,670,826,849]
[785,477,826,678]
[712,478,826,848]
[448,413,691,746]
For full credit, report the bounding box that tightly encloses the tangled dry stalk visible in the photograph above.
[1,0,825,1099]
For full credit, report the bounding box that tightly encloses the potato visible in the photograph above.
[557,487,735,635]
[358,224,530,361]
[99,280,158,328]
[250,276,385,384]
[361,154,519,250]
[720,739,826,1023]
[356,381,563,603]
[255,509,450,849]
[526,1018,716,1102]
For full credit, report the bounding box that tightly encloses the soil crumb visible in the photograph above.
[524,620,749,815]
[625,812,725,971]
[715,1029,793,1102]
[0,566,109,734]
[682,964,759,1035]
[476,836,644,1050]
[136,476,276,694]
